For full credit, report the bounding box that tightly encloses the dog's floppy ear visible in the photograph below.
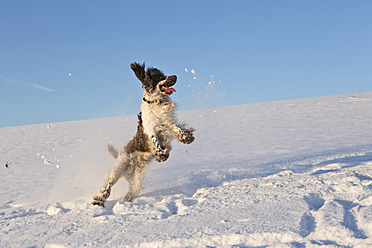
[130,62,150,86]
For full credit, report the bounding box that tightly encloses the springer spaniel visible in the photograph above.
[92,62,195,206]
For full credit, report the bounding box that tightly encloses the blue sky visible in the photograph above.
[1,0,371,127]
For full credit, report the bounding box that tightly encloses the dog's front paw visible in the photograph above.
[152,135,170,162]
[155,148,169,162]
[178,128,195,144]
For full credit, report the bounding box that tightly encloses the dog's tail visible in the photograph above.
[108,140,119,159]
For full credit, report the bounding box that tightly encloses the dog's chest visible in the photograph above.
[141,101,176,137]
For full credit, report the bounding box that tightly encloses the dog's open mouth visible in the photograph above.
[158,76,177,95]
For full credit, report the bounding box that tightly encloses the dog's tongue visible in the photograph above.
[162,86,176,92]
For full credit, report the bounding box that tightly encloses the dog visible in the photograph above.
[92,62,195,206]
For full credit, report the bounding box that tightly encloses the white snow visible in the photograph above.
[1,92,372,247]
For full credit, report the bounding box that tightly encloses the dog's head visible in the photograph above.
[130,62,177,96]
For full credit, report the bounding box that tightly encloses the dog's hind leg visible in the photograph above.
[123,169,146,202]
[122,153,151,202]
[92,153,129,206]
[92,171,113,206]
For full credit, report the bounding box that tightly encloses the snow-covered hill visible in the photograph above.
[1,92,372,247]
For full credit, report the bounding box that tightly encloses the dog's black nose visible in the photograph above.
[168,75,177,82]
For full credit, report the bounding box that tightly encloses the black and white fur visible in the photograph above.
[92,62,195,206]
